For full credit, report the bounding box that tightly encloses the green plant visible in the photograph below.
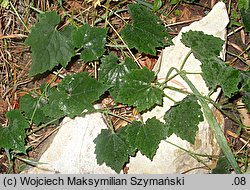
[1,3,249,173]
[238,0,250,32]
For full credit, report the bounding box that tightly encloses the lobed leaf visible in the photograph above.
[181,30,224,59]
[116,126,137,157]
[126,117,168,160]
[20,94,51,126]
[94,129,130,173]
[182,31,241,97]
[116,67,164,112]
[0,110,29,153]
[164,95,204,144]
[121,4,170,55]
[41,87,68,119]
[72,24,107,62]
[99,53,138,99]
[25,11,75,76]
[43,72,110,118]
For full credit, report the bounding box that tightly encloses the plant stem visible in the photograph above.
[213,103,247,130]
[9,1,30,32]
[178,70,241,174]
[165,139,218,158]
[30,68,63,125]
[180,50,192,70]
[106,20,142,68]
[104,111,115,133]
[27,118,58,135]
[104,0,110,28]
[162,50,192,85]
[106,111,133,124]
[165,140,214,171]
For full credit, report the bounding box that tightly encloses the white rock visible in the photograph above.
[23,113,117,174]
[128,2,228,174]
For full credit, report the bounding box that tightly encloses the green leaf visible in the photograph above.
[42,87,68,119]
[117,67,164,112]
[170,0,180,5]
[200,57,241,97]
[242,92,250,112]
[218,66,241,97]
[121,4,170,55]
[238,0,250,10]
[181,30,224,59]
[212,156,231,174]
[94,129,129,173]
[179,72,241,173]
[20,94,50,126]
[229,10,241,28]
[25,11,75,76]
[199,57,225,90]
[240,8,250,32]
[181,31,241,97]
[0,110,29,153]
[72,24,107,62]
[241,71,250,112]
[116,126,137,157]
[164,95,203,144]
[43,72,110,118]
[126,117,167,160]
[99,53,138,99]
[153,0,163,11]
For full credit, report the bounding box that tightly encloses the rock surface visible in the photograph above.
[23,2,229,174]
[23,113,117,174]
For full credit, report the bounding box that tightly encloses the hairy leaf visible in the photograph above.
[20,94,50,126]
[181,30,224,59]
[219,66,241,97]
[126,117,168,160]
[116,126,137,157]
[164,95,203,144]
[72,24,107,62]
[121,4,170,55]
[117,67,164,112]
[182,31,241,97]
[0,110,29,153]
[43,73,109,118]
[99,53,138,98]
[199,57,224,90]
[41,87,68,119]
[200,57,240,97]
[94,129,129,173]
[240,8,250,32]
[25,11,75,76]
